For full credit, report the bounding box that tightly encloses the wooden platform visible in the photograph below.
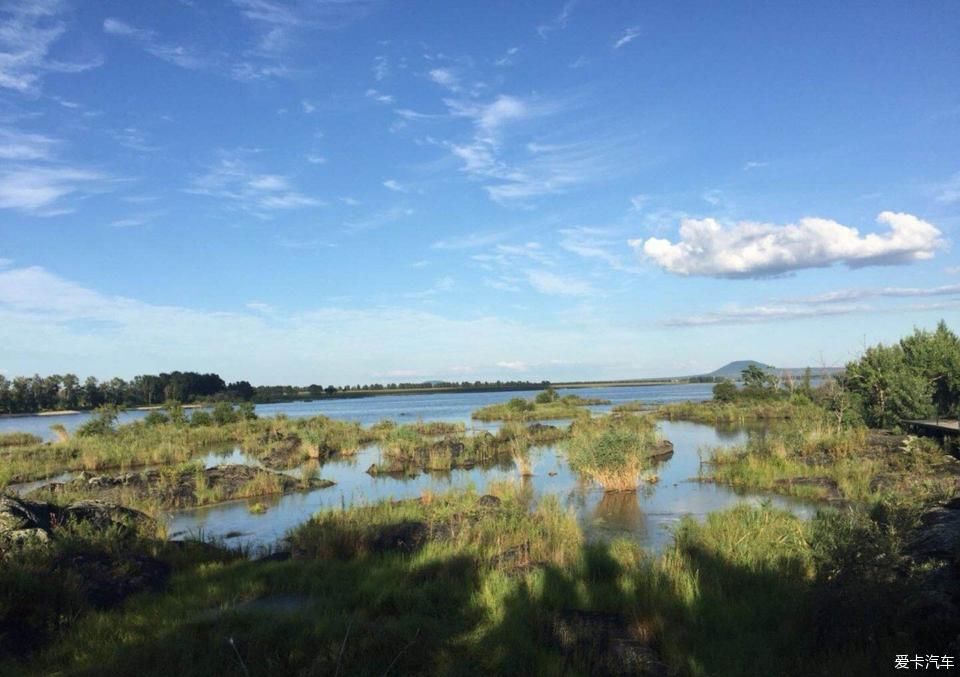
[902,419,960,436]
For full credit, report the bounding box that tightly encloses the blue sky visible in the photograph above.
[0,0,958,385]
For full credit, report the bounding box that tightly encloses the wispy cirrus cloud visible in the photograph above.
[0,265,631,383]
[0,165,105,215]
[634,211,945,278]
[560,226,636,271]
[441,95,631,204]
[187,151,321,215]
[786,283,960,305]
[664,303,865,327]
[933,171,960,204]
[103,17,215,71]
[428,67,460,91]
[613,26,641,49]
[526,269,593,296]
[0,127,59,160]
[430,231,503,250]
[537,0,576,39]
[0,0,101,94]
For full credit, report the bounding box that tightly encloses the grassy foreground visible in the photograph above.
[2,483,951,676]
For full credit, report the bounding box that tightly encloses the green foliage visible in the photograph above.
[142,411,169,427]
[211,402,238,426]
[236,401,257,421]
[712,379,737,402]
[534,387,559,404]
[75,404,120,437]
[162,401,187,427]
[188,410,212,427]
[843,320,960,426]
[564,415,659,491]
[845,343,934,427]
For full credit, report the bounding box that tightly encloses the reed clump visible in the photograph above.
[564,415,662,491]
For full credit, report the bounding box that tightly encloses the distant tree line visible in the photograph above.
[0,371,255,415]
[0,371,554,415]
[712,320,960,428]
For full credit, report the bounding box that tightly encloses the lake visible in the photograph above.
[3,382,816,554]
[0,382,716,441]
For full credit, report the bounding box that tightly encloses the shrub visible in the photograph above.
[211,402,238,426]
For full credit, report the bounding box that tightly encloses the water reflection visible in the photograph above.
[165,418,818,555]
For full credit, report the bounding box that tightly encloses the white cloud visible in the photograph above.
[0,265,639,384]
[372,54,388,80]
[473,242,553,268]
[0,166,104,215]
[537,0,576,39]
[305,154,326,164]
[664,304,865,327]
[442,95,629,204]
[526,270,592,296]
[0,127,58,160]
[301,100,316,113]
[633,211,945,278]
[493,47,519,67]
[630,194,648,211]
[787,283,960,304]
[382,179,406,192]
[431,232,503,250]
[496,360,528,371]
[365,88,394,104]
[934,171,960,204]
[613,26,641,49]
[743,160,768,171]
[0,1,101,94]
[560,227,635,271]
[446,95,534,138]
[103,18,213,71]
[428,67,460,91]
[665,299,960,327]
[187,152,321,214]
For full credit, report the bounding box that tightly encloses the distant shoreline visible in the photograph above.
[0,379,707,419]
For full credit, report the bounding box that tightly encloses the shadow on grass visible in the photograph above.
[6,505,959,676]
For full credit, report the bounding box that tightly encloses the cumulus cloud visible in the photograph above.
[632,211,944,278]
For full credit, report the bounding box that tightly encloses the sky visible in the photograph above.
[0,0,959,386]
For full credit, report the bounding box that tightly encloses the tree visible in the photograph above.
[713,379,737,403]
[899,320,960,418]
[81,376,103,409]
[59,373,80,410]
[845,343,932,428]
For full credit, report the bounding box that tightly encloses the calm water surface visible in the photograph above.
[165,419,814,554]
[0,382,714,441]
[3,383,815,553]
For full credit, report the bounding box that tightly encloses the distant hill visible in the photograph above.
[703,361,843,380]
[706,360,776,379]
